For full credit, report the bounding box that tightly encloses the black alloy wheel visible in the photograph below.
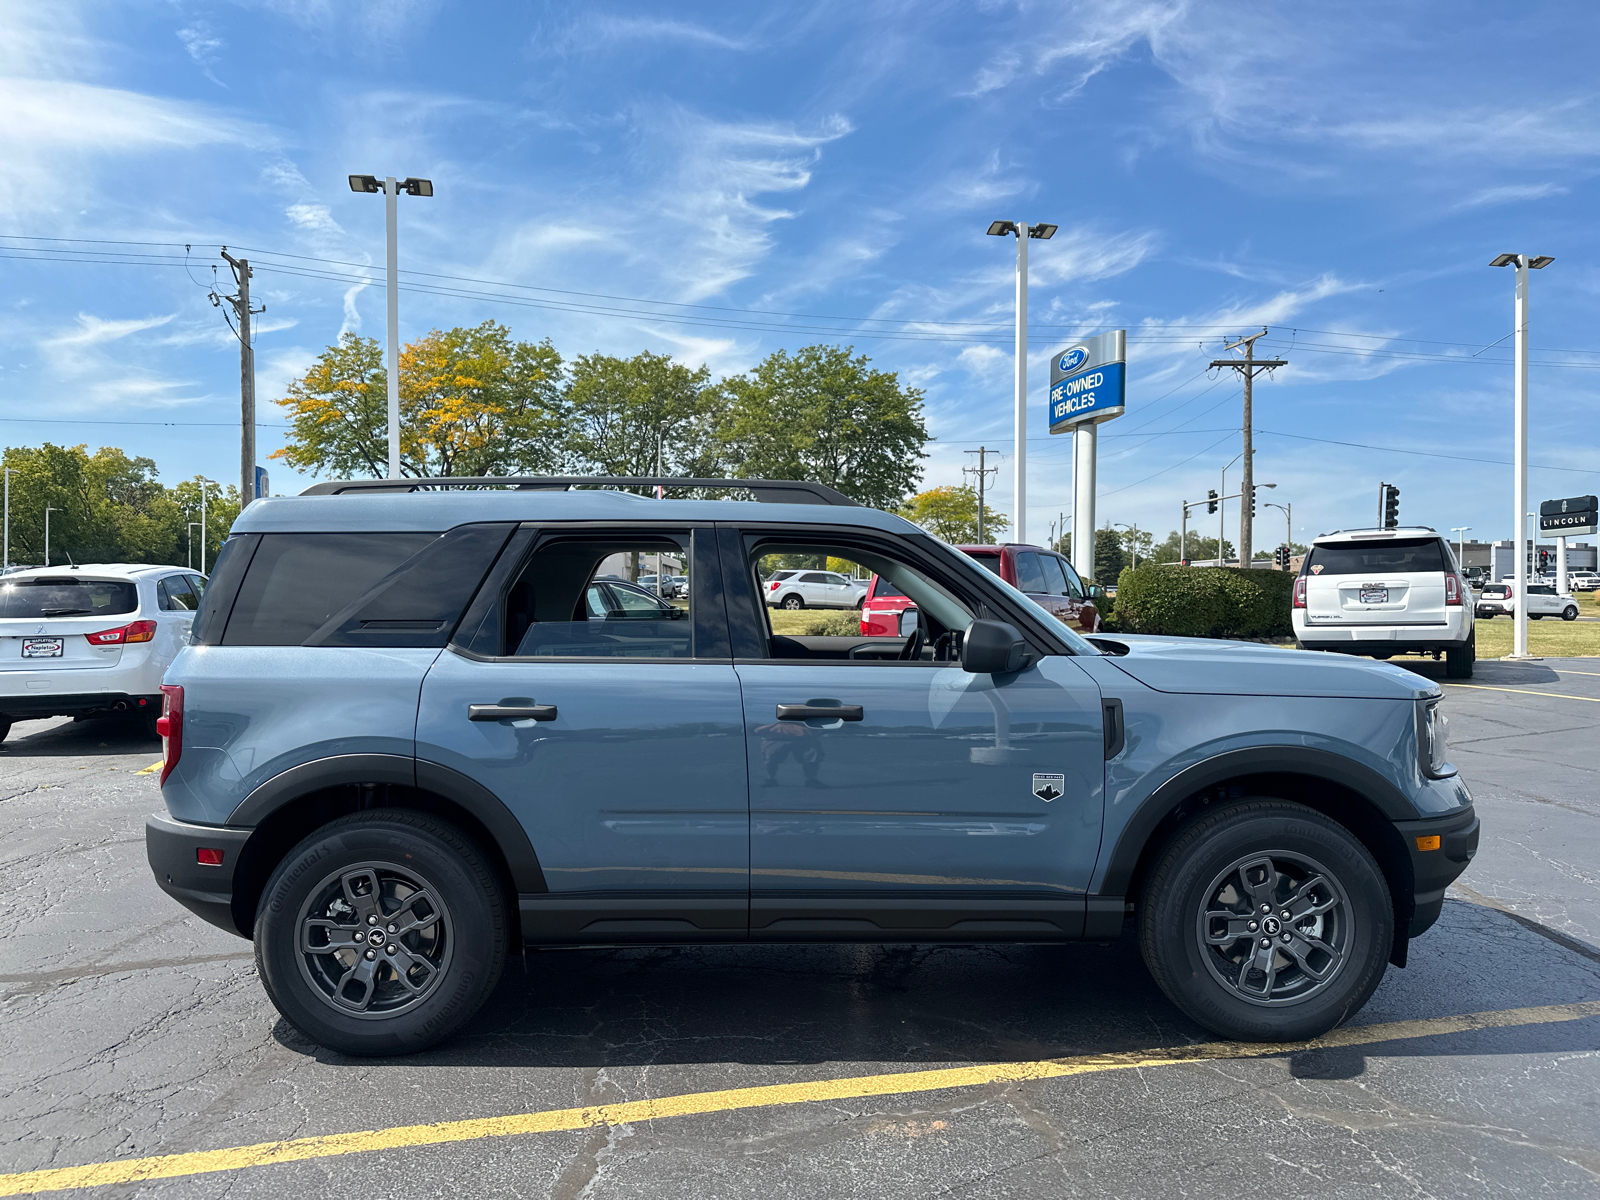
[1140,800,1392,1042]
[255,810,507,1056]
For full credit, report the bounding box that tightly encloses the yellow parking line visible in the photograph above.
[135,760,165,775]
[1447,683,1600,703]
[1,998,1596,1197]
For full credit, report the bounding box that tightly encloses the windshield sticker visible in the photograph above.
[1032,773,1065,802]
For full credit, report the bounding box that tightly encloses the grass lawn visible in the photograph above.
[768,608,865,637]
[1474,588,1600,658]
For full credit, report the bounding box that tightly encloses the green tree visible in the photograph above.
[564,351,725,484]
[273,322,566,479]
[1149,530,1235,565]
[898,485,1009,545]
[1093,527,1125,584]
[718,345,929,510]
[0,443,179,566]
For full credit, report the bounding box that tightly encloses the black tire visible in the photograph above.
[855,597,864,609]
[781,594,805,610]
[1530,613,1543,620]
[255,809,508,1056]
[1139,800,1393,1042]
[138,708,162,740]
[1563,606,1579,622]
[0,716,10,745]
[1445,631,1475,679]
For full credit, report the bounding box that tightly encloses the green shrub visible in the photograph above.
[769,608,864,636]
[1111,564,1294,640]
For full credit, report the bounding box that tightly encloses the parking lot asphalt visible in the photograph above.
[1,658,1598,1199]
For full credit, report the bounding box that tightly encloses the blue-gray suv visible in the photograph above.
[146,477,1478,1056]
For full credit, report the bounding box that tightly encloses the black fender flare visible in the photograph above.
[228,752,546,893]
[1098,746,1415,899]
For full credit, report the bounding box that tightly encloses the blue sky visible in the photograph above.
[2,0,1598,549]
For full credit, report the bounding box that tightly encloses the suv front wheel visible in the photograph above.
[1139,800,1393,1042]
[255,810,508,1056]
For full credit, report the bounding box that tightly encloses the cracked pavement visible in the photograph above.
[1,657,1598,1198]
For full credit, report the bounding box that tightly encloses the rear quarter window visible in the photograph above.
[221,532,439,646]
[1303,538,1445,576]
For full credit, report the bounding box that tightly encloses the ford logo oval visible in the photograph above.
[1058,346,1089,373]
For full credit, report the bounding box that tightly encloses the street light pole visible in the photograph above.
[987,220,1056,546]
[199,478,218,574]
[350,174,434,480]
[1113,522,1139,570]
[187,522,202,570]
[44,506,59,567]
[1450,527,1471,575]
[1491,252,1552,658]
[2,466,14,570]
[1265,501,1292,568]
[1220,452,1242,564]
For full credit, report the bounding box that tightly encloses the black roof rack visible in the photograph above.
[298,476,859,507]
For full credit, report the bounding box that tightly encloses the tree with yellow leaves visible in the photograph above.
[273,322,565,479]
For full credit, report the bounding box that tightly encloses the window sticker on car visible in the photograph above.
[1031,773,1065,802]
[1311,564,1323,574]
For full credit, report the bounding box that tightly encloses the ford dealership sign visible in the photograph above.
[1049,329,1126,432]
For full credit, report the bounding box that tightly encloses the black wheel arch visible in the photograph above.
[1105,748,1416,967]
[226,753,544,940]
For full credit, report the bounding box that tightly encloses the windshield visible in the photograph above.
[0,578,139,619]
[921,539,1098,655]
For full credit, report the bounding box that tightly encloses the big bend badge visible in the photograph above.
[1031,773,1065,802]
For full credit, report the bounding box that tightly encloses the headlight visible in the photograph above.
[1417,698,1455,779]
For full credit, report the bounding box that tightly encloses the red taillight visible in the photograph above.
[158,684,183,785]
[86,619,157,645]
[1293,577,1307,609]
[769,581,780,591]
[196,847,224,866]
[1445,575,1462,606]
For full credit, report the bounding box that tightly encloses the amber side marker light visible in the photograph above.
[1415,835,1441,852]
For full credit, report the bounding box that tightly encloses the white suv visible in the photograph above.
[1567,571,1599,592]
[0,564,206,742]
[764,569,869,610]
[1293,528,1475,678]
[1476,581,1580,621]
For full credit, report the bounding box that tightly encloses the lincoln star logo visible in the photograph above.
[1058,346,1089,374]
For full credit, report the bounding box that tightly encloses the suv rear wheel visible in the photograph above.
[781,594,805,610]
[1445,630,1475,679]
[255,810,507,1056]
[1139,800,1392,1042]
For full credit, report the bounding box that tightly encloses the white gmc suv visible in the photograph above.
[1292,527,1475,678]
[0,564,207,742]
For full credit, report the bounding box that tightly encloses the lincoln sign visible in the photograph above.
[1539,495,1598,538]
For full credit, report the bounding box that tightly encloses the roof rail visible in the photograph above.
[1317,525,1439,537]
[298,476,859,506]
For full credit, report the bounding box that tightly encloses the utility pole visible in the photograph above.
[964,447,1000,544]
[1211,329,1285,569]
[216,249,264,507]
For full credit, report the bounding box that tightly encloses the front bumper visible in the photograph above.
[146,812,253,939]
[0,691,161,719]
[1395,805,1479,938]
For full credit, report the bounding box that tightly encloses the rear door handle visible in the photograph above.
[469,703,558,722]
[776,703,864,721]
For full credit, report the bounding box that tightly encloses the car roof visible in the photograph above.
[954,543,1048,553]
[0,563,181,580]
[232,491,926,536]
[1311,528,1442,544]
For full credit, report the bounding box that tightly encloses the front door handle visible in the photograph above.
[469,702,558,722]
[776,703,864,721]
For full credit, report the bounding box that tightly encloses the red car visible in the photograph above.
[861,542,1100,636]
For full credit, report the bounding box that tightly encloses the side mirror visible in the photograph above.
[961,619,1030,674]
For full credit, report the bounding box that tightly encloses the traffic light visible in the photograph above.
[1207,489,1218,514]
[1274,545,1290,569]
[1539,548,1551,572]
[1382,484,1400,529]
[1249,486,1257,518]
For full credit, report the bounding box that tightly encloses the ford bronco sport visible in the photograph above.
[147,477,1478,1056]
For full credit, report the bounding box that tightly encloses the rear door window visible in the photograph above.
[158,575,200,611]
[0,578,138,618]
[1014,551,1048,594]
[1303,538,1445,576]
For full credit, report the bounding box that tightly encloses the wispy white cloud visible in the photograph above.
[46,313,175,349]
[585,15,751,52]
[1454,182,1568,210]
[177,21,226,85]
